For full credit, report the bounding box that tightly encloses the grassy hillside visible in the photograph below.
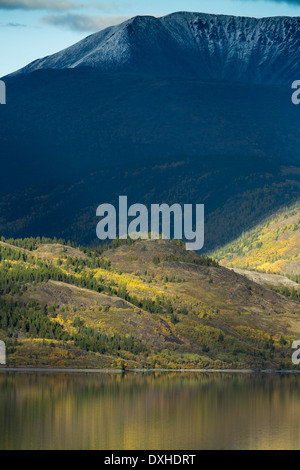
[0,236,299,370]
[212,203,300,277]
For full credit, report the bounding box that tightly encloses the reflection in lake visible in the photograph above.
[0,372,300,450]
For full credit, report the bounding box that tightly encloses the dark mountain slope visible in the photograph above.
[0,150,299,250]
[1,69,299,193]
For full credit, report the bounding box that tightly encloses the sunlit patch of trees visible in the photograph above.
[270,286,300,302]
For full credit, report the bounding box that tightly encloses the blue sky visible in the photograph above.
[1,0,300,76]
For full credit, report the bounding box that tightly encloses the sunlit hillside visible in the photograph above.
[212,203,300,276]
[0,236,299,370]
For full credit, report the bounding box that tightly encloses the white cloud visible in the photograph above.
[41,13,131,31]
[0,22,27,26]
[0,0,122,11]
[238,0,300,5]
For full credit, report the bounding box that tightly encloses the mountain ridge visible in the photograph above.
[8,11,300,86]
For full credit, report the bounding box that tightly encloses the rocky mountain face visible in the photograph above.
[11,12,300,86]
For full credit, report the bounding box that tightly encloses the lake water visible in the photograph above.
[0,371,300,450]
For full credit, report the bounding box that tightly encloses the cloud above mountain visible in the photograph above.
[0,22,27,26]
[0,0,82,9]
[0,0,121,11]
[268,0,300,3]
[41,13,131,31]
[240,0,300,4]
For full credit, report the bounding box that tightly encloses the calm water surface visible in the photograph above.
[0,371,300,450]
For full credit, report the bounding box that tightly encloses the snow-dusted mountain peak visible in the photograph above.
[10,12,300,85]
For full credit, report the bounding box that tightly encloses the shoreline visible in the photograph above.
[0,367,300,374]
